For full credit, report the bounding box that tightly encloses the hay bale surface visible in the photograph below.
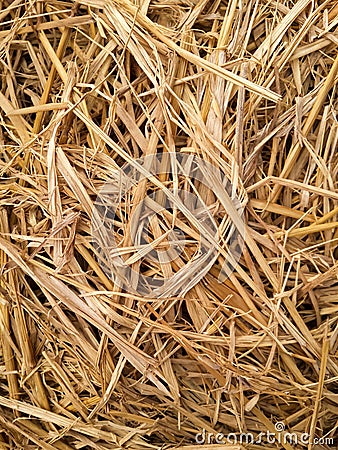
[0,0,337,449]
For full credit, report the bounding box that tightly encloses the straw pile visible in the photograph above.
[0,0,338,449]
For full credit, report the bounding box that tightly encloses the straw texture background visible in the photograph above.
[0,0,338,449]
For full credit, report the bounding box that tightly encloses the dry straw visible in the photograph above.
[0,0,338,449]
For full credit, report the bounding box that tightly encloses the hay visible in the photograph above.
[0,0,337,448]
